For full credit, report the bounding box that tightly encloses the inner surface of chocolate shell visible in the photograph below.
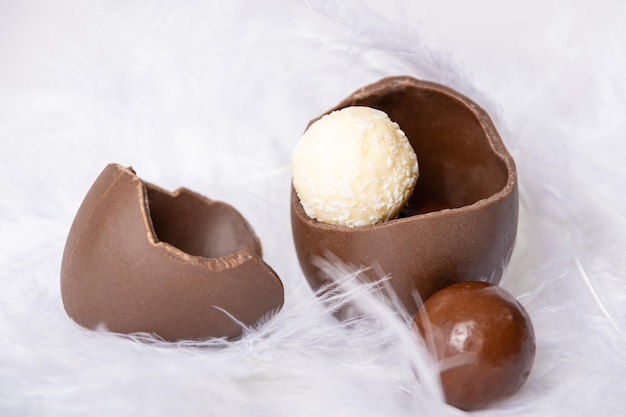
[61,163,284,341]
[146,184,262,259]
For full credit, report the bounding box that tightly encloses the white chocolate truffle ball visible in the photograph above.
[291,106,419,227]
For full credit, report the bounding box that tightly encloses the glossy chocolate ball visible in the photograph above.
[414,281,535,410]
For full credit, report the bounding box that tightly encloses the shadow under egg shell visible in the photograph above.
[291,76,518,316]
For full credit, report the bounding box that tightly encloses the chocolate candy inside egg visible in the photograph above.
[291,106,419,227]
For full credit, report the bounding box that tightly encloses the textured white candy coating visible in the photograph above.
[291,106,419,227]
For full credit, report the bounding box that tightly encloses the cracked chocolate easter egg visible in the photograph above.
[61,163,284,341]
[291,76,518,316]
[414,281,535,410]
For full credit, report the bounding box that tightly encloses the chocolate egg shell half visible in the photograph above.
[414,282,535,410]
[291,76,518,316]
[61,163,284,341]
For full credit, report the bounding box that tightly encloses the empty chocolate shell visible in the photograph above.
[291,76,518,316]
[61,163,284,341]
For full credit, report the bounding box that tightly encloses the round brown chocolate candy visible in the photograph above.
[414,281,535,411]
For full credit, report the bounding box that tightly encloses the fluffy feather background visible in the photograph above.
[1,0,625,415]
